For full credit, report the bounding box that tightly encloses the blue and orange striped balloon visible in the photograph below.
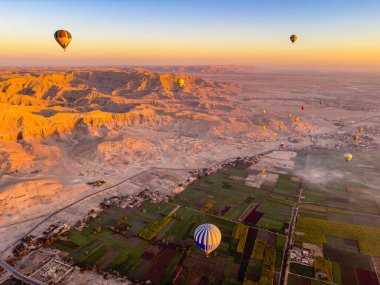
[194,223,221,256]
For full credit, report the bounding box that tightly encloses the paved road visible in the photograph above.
[279,179,304,285]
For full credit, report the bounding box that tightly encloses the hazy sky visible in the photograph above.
[1,0,380,68]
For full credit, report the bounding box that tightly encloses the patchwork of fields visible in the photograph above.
[52,161,297,284]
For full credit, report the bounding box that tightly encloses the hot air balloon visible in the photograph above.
[194,223,221,256]
[262,125,267,131]
[54,30,72,51]
[272,132,277,138]
[344,153,353,162]
[294,116,300,123]
[301,105,304,111]
[262,110,266,115]
[290,35,298,43]
[353,135,359,142]
[280,143,285,150]
[176,78,185,88]
[358,127,363,133]
[287,113,292,118]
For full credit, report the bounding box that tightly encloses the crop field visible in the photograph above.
[172,165,293,233]
[273,174,299,198]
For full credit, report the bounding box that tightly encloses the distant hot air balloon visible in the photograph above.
[358,127,363,133]
[280,143,285,150]
[294,116,300,123]
[287,113,292,118]
[54,30,72,51]
[353,135,359,142]
[262,109,266,115]
[262,125,267,131]
[194,223,221,256]
[272,132,277,138]
[344,153,353,162]
[301,105,304,111]
[290,35,298,43]
[176,78,185,88]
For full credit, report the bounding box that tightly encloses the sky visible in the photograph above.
[1,0,380,69]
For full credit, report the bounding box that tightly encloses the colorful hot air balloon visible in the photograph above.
[272,132,277,138]
[353,135,359,142]
[344,153,353,162]
[290,35,298,43]
[358,127,363,133]
[301,105,304,111]
[262,125,267,131]
[280,143,285,150]
[54,30,72,51]
[287,113,292,118]
[176,78,185,88]
[294,116,300,123]
[194,223,221,256]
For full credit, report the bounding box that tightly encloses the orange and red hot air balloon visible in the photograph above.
[54,30,72,51]
[301,105,304,111]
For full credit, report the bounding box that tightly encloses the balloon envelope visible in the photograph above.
[194,223,221,255]
[290,34,298,43]
[176,78,185,88]
[344,153,353,162]
[54,30,72,50]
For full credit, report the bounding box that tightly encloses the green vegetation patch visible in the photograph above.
[332,262,343,285]
[233,223,248,253]
[252,240,267,261]
[138,216,172,241]
[274,174,298,196]
[263,247,276,268]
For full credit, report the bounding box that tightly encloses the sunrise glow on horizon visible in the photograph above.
[1,0,380,69]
